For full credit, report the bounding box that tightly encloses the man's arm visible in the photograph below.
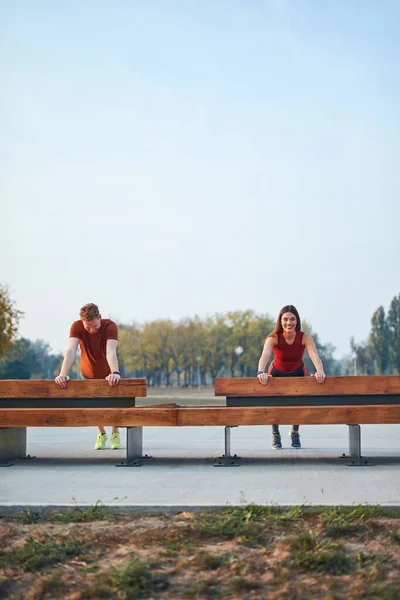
[55,338,79,388]
[105,339,121,387]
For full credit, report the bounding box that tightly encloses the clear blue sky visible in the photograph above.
[1,0,399,357]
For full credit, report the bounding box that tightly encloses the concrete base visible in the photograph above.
[0,427,27,466]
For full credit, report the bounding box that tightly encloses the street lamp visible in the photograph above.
[234,346,243,377]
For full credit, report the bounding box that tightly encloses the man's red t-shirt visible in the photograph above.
[69,319,118,379]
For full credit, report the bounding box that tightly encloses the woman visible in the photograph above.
[257,305,325,449]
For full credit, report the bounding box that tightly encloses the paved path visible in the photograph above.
[1,424,399,508]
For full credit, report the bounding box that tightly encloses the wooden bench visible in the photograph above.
[1,376,399,468]
[0,379,148,467]
[214,375,400,466]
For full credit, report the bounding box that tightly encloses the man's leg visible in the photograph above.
[79,373,109,449]
[111,427,121,449]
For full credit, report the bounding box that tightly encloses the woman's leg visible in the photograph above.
[270,364,304,447]
[268,363,280,436]
[292,363,305,432]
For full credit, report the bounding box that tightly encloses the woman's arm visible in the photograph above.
[303,333,326,383]
[257,336,276,385]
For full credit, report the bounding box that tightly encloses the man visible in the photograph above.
[55,303,122,450]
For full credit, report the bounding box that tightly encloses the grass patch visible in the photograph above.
[362,583,400,599]
[390,531,400,545]
[286,530,318,551]
[230,576,261,593]
[81,583,114,599]
[284,538,353,575]
[14,507,44,524]
[109,553,168,598]
[197,506,300,545]
[0,535,86,572]
[194,551,232,570]
[202,504,304,523]
[185,577,222,598]
[198,514,269,546]
[0,577,11,598]
[81,564,101,573]
[322,506,400,524]
[54,501,112,523]
[41,571,67,595]
[236,504,305,522]
[321,506,371,538]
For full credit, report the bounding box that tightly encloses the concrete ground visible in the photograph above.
[1,423,399,508]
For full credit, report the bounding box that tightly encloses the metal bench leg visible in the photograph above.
[0,428,36,467]
[340,425,372,466]
[116,427,144,467]
[214,426,240,467]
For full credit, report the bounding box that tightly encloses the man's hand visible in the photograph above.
[257,373,272,386]
[55,375,70,388]
[105,373,121,387]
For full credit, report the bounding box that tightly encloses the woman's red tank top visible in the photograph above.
[272,330,305,372]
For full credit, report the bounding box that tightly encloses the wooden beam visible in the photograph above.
[0,379,147,399]
[177,405,400,425]
[0,407,175,427]
[1,405,399,427]
[215,376,400,397]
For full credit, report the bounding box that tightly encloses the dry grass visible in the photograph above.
[0,505,399,599]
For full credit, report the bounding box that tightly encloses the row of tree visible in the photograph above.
[0,285,63,379]
[1,284,399,382]
[350,294,400,375]
[117,311,341,385]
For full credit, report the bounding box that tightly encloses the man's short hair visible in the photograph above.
[79,303,100,321]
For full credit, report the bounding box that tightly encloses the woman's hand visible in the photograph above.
[312,371,326,383]
[55,375,70,388]
[257,373,272,386]
[106,373,121,387]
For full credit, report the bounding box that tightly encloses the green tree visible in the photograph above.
[202,315,231,380]
[168,320,201,386]
[138,320,176,386]
[241,313,275,376]
[223,311,254,377]
[302,320,341,375]
[117,323,142,376]
[115,310,339,385]
[387,294,400,374]
[30,340,63,379]
[177,317,206,386]
[350,337,375,375]
[369,306,390,374]
[0,285,23,357]
[0,338,40,379]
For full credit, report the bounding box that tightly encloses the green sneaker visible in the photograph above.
[95,433,108,450]
[111,432,121,450]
